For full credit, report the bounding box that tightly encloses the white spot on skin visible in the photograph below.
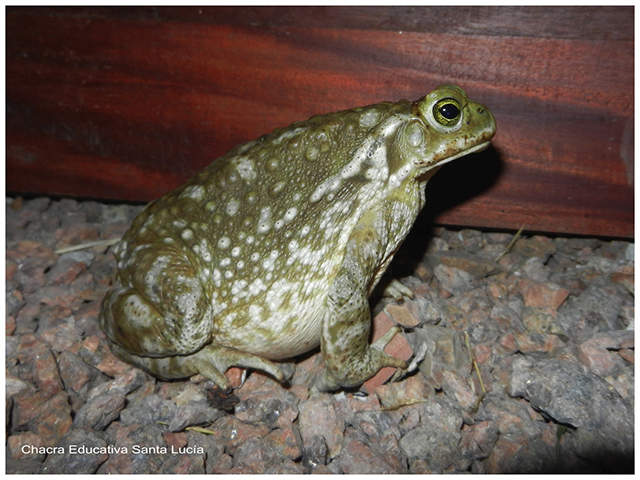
[257,207,272,234]
[199,240,212,262]
[248,278,267,296]
[231,280,247,295]
[389,164,413,188]
[272,126,309,146]
[222,311,237,329]
[143,256,170,302]
[123,294,152,328]
[310,181,328,203]
[226,199,240,216]
[249,304,263,320]
[182,185,205,200]
[234,157,257,181]
[218,236,231,249]
[212,269,222,287]
[231,246,241,257]
[284,207,298,222]
[359,109,380,128]
[173,275,201,328]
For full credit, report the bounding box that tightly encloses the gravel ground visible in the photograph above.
[5,196,634,474]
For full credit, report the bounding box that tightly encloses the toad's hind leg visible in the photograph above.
[107,342,294,392]
[99,244,214,370]
[99,245,294,390]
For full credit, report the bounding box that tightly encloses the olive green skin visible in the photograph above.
[99,85,496,391]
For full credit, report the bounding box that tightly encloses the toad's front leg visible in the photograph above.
[315,217,408,392]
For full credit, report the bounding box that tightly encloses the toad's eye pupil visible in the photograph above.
[440,103,460,120]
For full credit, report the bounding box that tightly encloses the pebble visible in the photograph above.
[5,196,634,473]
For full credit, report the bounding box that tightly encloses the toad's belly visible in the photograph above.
[209,292,329,360]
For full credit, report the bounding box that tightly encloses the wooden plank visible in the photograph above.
[9,6,632,40]
[6,7,634,238]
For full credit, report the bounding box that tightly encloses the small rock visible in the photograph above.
[88,368,148,400]
[7,431,45,461]
[485,435,557,473]
[618,348,633,364]
[400,395,463,472]
[12,390,73,445]
[522,307,564,335]
[231,436,281,474]
[210,415,270,456]
[302,434,328,470]
[169,401,224,432]
[625,243,634,261]
[384,303,420,327]
[519,256,551,282]
[338,437,407,473]
[434,264,475,296]
[265,426,302,461]
[119,394,177,426]
[98,423,166,474]
[441,369,480,411]
[509,357,633,458]
[513,236,557,260]
[298,393,344,459]
[47,251,94,286]
[73,392,126,430]
[427,250,496,279]
[409,325,470,390]
[459,420,498,461]
[233,382,298,428]
[519,280,569,310]
[375,374,433,410]
[476,393,542,440]
[610,272,634,295]
[514,332,565,353]
[42,429,108,474]
[578,333,630,377]
[557,286,623,343]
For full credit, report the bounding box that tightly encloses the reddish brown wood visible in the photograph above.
[6,7,634,238]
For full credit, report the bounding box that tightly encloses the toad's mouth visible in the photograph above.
[435,140,492,168]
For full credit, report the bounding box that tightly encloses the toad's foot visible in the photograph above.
[383,279,414,302]
[109,342,294,392]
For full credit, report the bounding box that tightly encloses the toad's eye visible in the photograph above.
[433,98,461,127]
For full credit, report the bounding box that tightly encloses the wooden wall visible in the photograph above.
[6,7,634,238]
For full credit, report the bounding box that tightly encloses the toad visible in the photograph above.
[100,85,496,391]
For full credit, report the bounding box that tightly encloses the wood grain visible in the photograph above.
[6,6,633,238]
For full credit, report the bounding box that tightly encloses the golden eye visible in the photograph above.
[433,98,461,127]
